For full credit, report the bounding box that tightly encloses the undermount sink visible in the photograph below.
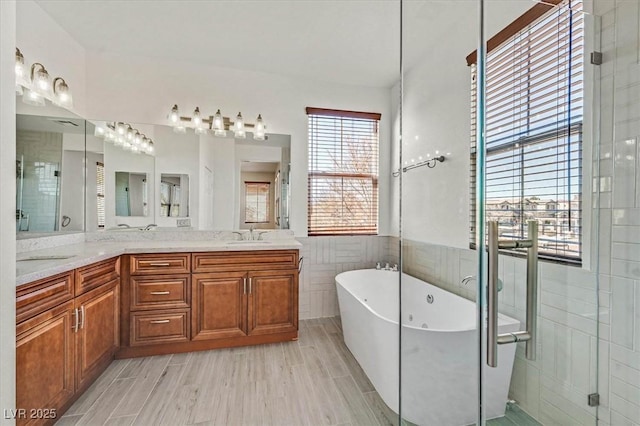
[17,255,76,261]
[226,240,273,245]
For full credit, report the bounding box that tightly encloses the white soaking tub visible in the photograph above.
[335,269,520,426]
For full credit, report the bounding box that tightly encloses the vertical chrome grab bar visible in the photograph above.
[525,221,538,361]
[487,221,500,368]
[487,220,538,368]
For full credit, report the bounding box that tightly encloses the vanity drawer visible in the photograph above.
[16,271,74,324]
[129,254,190,275]
[192,250,298,273]
[76,257,120,296]
[130,275,190,311]
[130,309,190,346]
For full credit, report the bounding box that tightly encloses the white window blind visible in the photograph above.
[470,0,584,263]
[96,162,105,228]
[307,107,380,236]
[245,181,270,223]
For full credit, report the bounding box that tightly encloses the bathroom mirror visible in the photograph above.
[16,107,87,236]
[115,172,149,217]
[160,173,189,218]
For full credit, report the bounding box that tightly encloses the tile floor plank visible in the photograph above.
[64,359,130,416]
[104,415,136,426]
[131,364,185,425]
[76,378,135,426]
[333,375,383,426]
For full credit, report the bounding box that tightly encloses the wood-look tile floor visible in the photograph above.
[56,317,397,426]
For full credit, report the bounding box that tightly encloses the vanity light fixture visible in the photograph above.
[15,47,74,109]
[94,122,155,156]
[167,104,267,140]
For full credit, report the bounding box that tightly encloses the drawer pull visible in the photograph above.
[150,291,171,295]
[149,319,171,324]
[148,262,171,267]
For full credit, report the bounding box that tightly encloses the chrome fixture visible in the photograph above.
[93,122,155,156]
[461,275,503,292]
[117,223,131,228]
[392,264,399,272]
[232,231,244,240]
[392,155,446,177]
[168,104,266,140]
[376,262,382,270]
[487,220,538,368]
[15,48,73,108]
[143,224,158,231]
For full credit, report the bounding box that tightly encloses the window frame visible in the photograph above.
[244,181,271,224]
[468,0,585,266]
[306,107,381,236]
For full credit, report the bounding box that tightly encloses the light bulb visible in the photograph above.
[173,126,186,134]
[116,122,126,135]
[141,137,149,150]
[126,127,134,141]
[169,105,180,124]
[133,132,142,146]
[94,126,106,138]
[147,141,155,154]
[253,114,266,141]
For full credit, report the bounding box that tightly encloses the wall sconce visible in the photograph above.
[168,105,267,140]
[94,122,155,156]
[15,47,74,109]
[392,155,446,177]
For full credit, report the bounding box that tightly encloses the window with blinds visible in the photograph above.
[97,162,105,228]
[245,182,270,223]
[469,0,584,264]
[307,107,380,236]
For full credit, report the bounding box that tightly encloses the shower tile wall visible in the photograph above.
[297,236,398,319]
[595,1,640,424]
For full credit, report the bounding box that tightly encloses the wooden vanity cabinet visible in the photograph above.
[191,250,299,342]
[16,258,120,425]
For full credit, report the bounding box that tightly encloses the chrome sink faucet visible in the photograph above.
[117,223,130,228]
[143,224,157,231]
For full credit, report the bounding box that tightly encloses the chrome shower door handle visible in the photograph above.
[487,220,538,368]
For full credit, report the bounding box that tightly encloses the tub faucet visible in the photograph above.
[376,262,382,270]
[392,264,399,272]
[462,275,503,292]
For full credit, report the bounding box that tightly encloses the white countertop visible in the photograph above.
[16,239,302,287]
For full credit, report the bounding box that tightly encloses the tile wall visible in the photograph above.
[297,236,399,319]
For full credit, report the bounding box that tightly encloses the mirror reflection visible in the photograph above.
[115,172,149,217]
[160,174,189,218]
[16,112,86,234]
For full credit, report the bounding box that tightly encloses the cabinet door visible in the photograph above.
[75,279,119,391]
[192,272,247,340]
[247,269,298,336]
[16,301,75,426]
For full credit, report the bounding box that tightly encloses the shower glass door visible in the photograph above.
[399,0,601,424]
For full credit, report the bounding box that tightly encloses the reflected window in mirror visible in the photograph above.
[97,162,105,228]
[244,182,271,224]
[160,174,189,217]
[115,171,149,217]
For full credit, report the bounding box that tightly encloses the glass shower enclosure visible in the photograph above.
[398,0,602,424]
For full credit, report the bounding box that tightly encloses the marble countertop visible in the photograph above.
[16,239,302,287]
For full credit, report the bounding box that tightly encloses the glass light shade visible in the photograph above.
[193,107,202,127]
[195,127,208,135]
[234,112,246,138]
[173,126,187,134]
[94,126,106,138]
[15,48,29,88]
[31,64,51,96]
[126,127,135,141]
[253,114,266,141]
[123,141,132,151]
[52,78,73,108]
[169,104,180,125]
[147,141,155,154]
[105,131,116,143]
[141,137,150,150]
[22,87,45,106]
[134,132,142,146]
[115,135,125,146]
[130,144,140,154]
[16,84,23,96]
[213,109,227,136]
[116,122,127,135]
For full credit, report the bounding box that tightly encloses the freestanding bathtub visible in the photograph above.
[336,269,520,426]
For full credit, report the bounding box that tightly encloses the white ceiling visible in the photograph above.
[35,0,530,88]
